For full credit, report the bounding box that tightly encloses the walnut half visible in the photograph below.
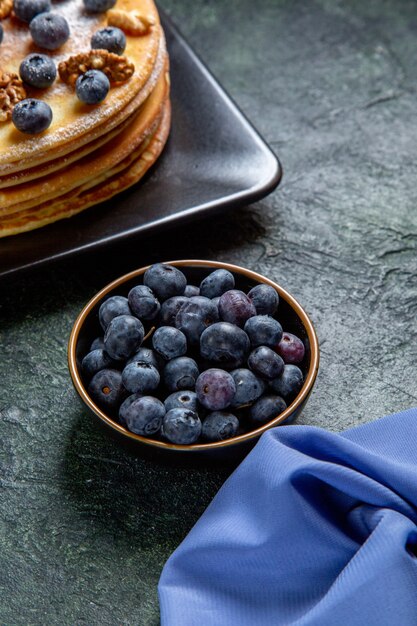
[0,0,12,20]
[58,50,135,87]
[0,71,27,122]
[107,9,156,36]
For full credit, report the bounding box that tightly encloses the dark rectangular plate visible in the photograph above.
[0,10,282,281]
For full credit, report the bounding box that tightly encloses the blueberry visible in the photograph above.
[0,24,3,44]
[162,408,202,444]
[90,336,104,351]
[195,368,236,411]
[12,98,52,134]
[159,296,188,326]
[184,284,200,297]
[229,368,265,408]
[91,27,126,55]
[143,264,186,302]
[277,332,305,364]
[19,53,56,89]
[124,396,165,436]
[248,346,285,380]
[270,364,304,400]
[83,0,116,12]
[219,290,256,327]
[122,361,160,394]
[152,326,187,361]
[128,284,160,321]
[202,411,239,442]
[104,314,144,360]
[88,368,126,413]
[30,12,70,50]
[199,269,235,299]
[200,322,250,369]
[164,391,198,413]
[76,70,110,105]
[244,315,283,348]
[249,394,287,425]
[211,296,221,314]
[163,357,199,392]
[99,295,131,331]
[82,348,117,380]
[13,0,50,23]
[175,296,219,345]
[119,393,142,426]
[248,284,279,316]
[126,347,161,370]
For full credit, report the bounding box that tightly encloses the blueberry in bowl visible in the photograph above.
[68,260,319,460]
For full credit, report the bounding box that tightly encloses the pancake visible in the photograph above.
[0,104,139,188]
[0,0,163,172]
[0,0,171,237]
[0,99,171,237]
[0,26,167,176]
[0,64,169,210]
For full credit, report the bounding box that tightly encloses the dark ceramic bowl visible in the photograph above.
[68,260,319,461]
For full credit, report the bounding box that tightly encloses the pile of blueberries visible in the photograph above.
[81,264,306,445]
[2,0,125,134]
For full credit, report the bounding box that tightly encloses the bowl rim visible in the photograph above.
[68,259,320,452]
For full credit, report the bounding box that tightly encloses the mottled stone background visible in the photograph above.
[1,0,416,623]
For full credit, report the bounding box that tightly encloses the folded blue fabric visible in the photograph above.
[158,407,417,625]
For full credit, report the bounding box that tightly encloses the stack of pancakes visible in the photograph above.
[0,0,170,237]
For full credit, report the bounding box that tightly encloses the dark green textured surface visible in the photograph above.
[1,0,417,623]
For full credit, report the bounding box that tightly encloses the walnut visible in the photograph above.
[0,71,27,122]
[0,0,12,19]
[58,50,135,86]
[107,9,155,36]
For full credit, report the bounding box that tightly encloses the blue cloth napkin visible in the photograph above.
[158,407,417,625]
